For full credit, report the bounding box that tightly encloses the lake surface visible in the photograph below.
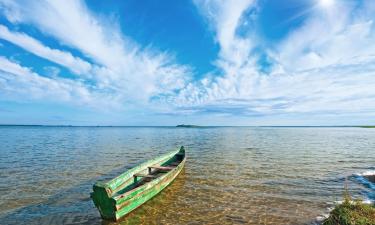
[0,126,374,225]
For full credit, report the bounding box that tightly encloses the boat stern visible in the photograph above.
[92,182,117,220]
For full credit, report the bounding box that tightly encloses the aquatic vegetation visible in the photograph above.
[323,193,375,225]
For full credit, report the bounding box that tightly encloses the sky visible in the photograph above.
[0,0,375,126]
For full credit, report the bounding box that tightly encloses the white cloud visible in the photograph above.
[194,0,256,70]
[0,0,127,68]
[156,0,375,119]
[0,0,191,105]
[0,0,22,23]
[0,57,89,104]
[1,0,375,122]
[277,1,375,71]
[0,25,92,75]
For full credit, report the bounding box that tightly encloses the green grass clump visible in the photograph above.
[323,193,375,225]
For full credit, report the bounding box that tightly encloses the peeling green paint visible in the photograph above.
[92,146,186,221]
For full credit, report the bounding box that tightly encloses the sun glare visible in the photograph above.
[319,0,334,8]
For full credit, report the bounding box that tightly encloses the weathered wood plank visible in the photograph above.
[148,166,174,171]
[134,173,157,178]
[91,146,186,221]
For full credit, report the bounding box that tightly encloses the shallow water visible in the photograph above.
[0,126,374,224]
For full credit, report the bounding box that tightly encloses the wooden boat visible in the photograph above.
[91,146,186,221]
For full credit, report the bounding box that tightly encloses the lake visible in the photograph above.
[0,126,374,224]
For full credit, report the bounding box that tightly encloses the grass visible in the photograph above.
[323,192,375,225]
[360,126,375,128]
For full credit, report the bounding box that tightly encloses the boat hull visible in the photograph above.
[91,146,186,221]
[115,159,185,220]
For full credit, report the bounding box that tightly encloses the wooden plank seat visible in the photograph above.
[92,146,186,221]
[133,173,156,179]
[148,166,174,171]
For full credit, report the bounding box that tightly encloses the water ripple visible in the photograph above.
[0,127,374,224]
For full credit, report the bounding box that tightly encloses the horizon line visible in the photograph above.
[0,124,373,128]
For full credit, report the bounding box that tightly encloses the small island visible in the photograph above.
[176,124,201,128]
[360,126,375,128]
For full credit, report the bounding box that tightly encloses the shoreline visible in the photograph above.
[1,124,375,128]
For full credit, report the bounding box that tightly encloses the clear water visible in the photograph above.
[0,126,374,225]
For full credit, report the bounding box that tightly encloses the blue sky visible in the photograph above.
[0,0,375,125]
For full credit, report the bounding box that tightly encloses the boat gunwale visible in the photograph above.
[91,146,186,221]
[114,158,186,211]
[113,150,185,202]
[96,148,181,193]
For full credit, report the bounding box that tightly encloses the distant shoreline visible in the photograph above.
[176,124,202,128]
[0,125,374,128]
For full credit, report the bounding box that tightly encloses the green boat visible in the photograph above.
[91,146,186,221]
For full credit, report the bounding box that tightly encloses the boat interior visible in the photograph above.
[113,152,184,197]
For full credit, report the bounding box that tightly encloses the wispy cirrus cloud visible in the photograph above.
[155,0,375,120]
[0,25,92,75]
[0,0,191,108]
[193,0,257,71]
[0,0,375,125]
[277,0,375,71]
[0,56,108,107]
